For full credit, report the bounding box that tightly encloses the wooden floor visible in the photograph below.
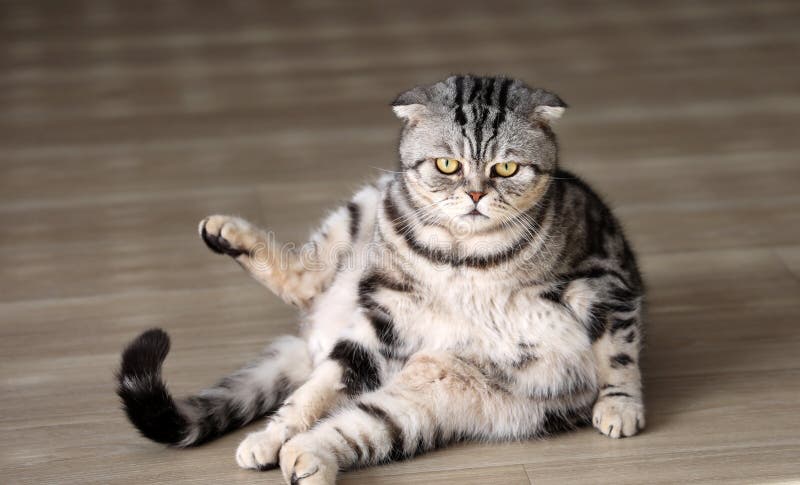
[2,0,799,483]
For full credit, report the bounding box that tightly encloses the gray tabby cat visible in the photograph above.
[117,75,645,485]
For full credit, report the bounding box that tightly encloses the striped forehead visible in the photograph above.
[451,76,513,161]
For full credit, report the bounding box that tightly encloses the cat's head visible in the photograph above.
[392,75,565,235]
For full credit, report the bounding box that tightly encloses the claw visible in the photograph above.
[290,466,319,485]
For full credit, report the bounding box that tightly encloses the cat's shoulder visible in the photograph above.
[553,169,605,202]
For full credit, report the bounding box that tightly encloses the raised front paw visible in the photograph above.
[235,429,285,471]
[279,435,337,485]
[593,395,645,439]
[199,215,259,258]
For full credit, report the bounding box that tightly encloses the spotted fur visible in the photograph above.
[117,75,645,484]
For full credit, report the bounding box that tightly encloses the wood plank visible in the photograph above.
[342,465,531,485]
[2,0,799,483]
[775,246,800,282]
[526,445,800,485]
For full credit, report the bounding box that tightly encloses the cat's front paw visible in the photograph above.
[592,395,645,439]
[279,435,337,485]
[235,429,284,471]
[199,215,259,258]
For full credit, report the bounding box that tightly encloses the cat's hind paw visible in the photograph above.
[199,215,259,258]
[279,435,337,485]
[592,395,645,439]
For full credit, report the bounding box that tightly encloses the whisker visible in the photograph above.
[371,166,404,175]
[392,199,448,235]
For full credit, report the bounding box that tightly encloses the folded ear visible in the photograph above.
[391,85,431,123]
[511,84,568,123]
[391,104,429,122]
[533,104,566,122]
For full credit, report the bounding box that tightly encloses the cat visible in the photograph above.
[117,75,645,485]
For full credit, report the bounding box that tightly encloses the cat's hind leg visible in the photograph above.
[117,329,311,447]
[235,339,384,471]
[276,351,546,485]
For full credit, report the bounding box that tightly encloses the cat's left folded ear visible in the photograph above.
[391,85,430,123]
[517,86,568,123]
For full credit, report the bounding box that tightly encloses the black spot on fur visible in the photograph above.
[565,267,629,286]
[539,281,567,304]
[585,285,640,343]
[357,272,413,356]
[334,426,363,461]
[585,303,609,342]
[539,406,592,436]
[610,353,634,368]
[347,202,361,240]
[432,426,447,448]
[329,341,381,395]
[366,306,399,350]
[357,402,405,461]
[358,272,413,298]
[609,285,639,301]
[453,76,467,125]
[611,317,636,333]
[467,77,482,103]
[513,343,538,369]
[362,432,376,461]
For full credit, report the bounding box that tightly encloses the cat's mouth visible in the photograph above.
[466,209,488,218]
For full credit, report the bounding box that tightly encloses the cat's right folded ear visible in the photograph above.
[391,86,430,123]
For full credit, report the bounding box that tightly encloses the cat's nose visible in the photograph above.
[467,191,486,203]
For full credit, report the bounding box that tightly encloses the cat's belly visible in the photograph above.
[391,285,599,397]
[303,265,366,365]
[304,267,598,397]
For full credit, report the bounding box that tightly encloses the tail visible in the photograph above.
[116,328,311,447]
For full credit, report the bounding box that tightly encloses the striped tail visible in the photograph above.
[116,328,311,447]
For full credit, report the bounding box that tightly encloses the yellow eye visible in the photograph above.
[492,161,519,177]
[435,158,461,174]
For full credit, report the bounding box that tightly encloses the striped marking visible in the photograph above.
[610,353,635,368]
[347,201,361,240]
[329,341,381,395]
[356,402,406,461]
[383,189,535,269]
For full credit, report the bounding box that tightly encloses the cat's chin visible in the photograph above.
[445,213,498,235]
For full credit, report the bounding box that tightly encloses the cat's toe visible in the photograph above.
[279,436,337,485]
[199,215,250,258]
[235,430,283,471]
[593,396,645,439]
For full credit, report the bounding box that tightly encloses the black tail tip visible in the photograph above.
[119,328,171,377]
